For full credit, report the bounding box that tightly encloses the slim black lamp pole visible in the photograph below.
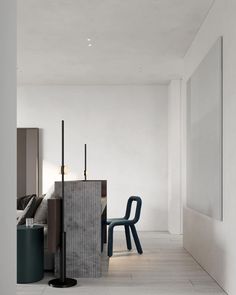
[84,143,87,181]
[48,120,77,288]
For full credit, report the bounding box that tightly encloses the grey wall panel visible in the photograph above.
[17,128,39,197]
[26,129,39,195]
[17,129,26,197]
[187,37,223,220]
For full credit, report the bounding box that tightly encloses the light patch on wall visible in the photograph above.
[186,37,223,220]
[43,160,79,194]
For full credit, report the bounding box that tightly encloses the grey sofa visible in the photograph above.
[17,196,61,271]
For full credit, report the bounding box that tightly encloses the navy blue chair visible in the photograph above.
[107,196,143,257]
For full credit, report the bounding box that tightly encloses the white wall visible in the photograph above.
[17,85,168,231]
[0,0,16,294]
[168,80,182,234]
[183,0,236,294]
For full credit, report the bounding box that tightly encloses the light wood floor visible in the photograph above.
[17,232,226,295]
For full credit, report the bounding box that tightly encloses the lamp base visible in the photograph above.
[48,278,77,288]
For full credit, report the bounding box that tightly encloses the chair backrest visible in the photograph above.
[124,196,142,224]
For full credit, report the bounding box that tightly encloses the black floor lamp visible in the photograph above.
[48,120,77,288]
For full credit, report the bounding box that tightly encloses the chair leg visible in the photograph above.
[130,224,143,254]
[108,225,114,257]
[125,225,132,250]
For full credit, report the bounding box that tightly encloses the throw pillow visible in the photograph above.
[17,210,23,220]
[30,195,45,217]
[17,194,36,210]
[17,196,36,225]
[33,198,48,224]
[34,187,55,224]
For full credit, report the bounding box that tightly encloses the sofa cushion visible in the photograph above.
[17,196,36,225]
[17,194,36,210]
[31,195,45,217]
[17,210,23,221]
[34,198,47,224]
[34,187,55,224]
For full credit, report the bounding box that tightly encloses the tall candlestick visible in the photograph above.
[84,144,87,181]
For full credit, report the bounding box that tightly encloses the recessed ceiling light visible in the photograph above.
[88,43,92,47]
[87,38,91,42]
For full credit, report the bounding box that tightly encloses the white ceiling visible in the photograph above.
[17,0,214,85]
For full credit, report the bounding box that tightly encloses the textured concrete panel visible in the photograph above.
[55,180,107,277]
